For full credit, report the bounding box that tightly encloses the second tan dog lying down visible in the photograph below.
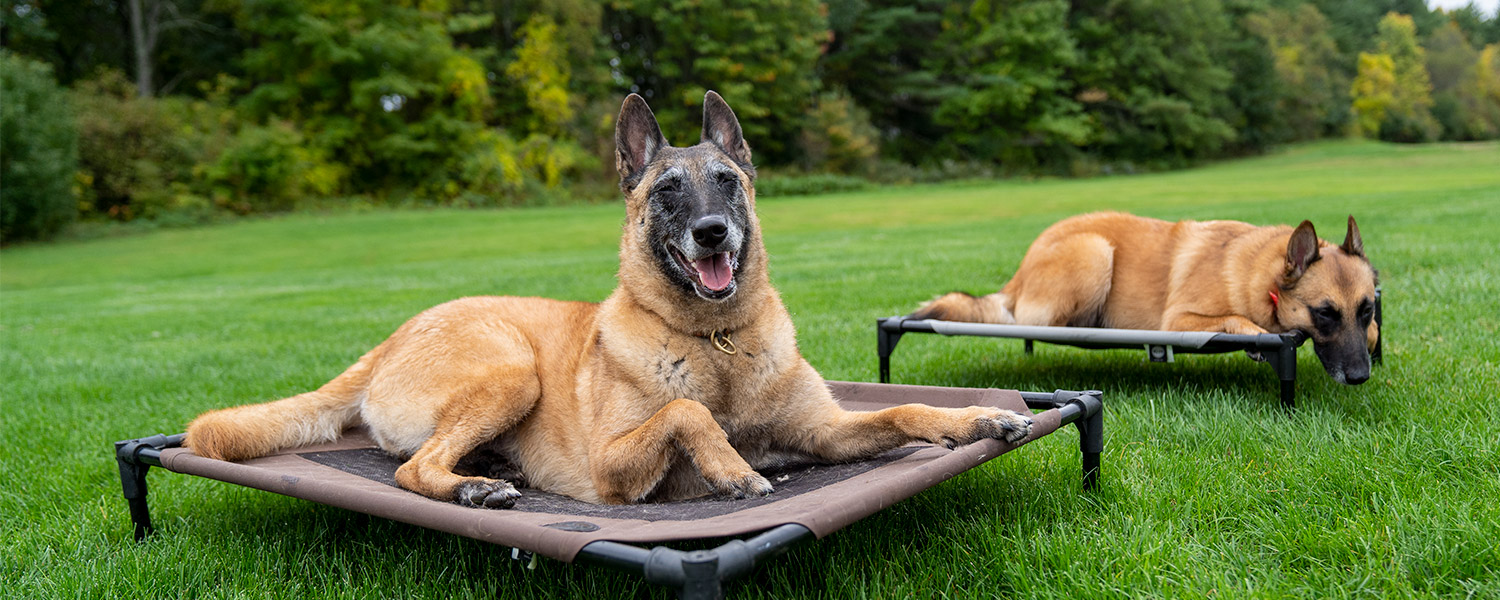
[913,211,1380,385]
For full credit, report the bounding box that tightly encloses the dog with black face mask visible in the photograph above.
[914,212,1380,385]
[184,92,1035,507]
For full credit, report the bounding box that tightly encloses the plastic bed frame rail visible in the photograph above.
[114,390,1102,600]
[878,292,1382,409]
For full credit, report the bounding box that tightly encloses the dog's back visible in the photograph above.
[917,212,1297,329]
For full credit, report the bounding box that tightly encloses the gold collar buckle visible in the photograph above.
[709,330,738,355]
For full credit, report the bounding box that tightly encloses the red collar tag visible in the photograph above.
[1269,290,1280,310]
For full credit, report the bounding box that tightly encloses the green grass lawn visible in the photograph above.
[3,139,1498,598]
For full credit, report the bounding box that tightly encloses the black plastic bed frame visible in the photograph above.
[115,390,1102,600]
[878,292,1381,408]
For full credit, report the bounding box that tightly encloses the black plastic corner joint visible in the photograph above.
[114,433,185,541]
[643,541,755,600]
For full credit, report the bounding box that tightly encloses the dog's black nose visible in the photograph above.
[1345,368,1369,385]
[691,216,728,247]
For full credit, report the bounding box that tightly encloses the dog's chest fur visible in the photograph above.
[603,319,792,432]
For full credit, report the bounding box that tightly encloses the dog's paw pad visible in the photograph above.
[456,479,522,509]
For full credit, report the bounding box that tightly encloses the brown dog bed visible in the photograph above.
[115,381,1102,599]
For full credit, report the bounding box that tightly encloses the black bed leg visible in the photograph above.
[679,551,724,600]
[1024,339,1034,355]
[877,321,904,384]
[116,444,155,540]
[1063,391,1104,491]
[114,434,185,541]
[1269,347,1297,410]
[1077,405,1103,491]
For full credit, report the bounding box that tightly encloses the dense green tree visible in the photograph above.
[1307,0,1439,60]
[0,52,78,242]
[605,0,827,164]
[223,0,581,201]
[1069,0,1239,166]
[0,0,242,96]
[1216,0,1287,152]
[1247,3,1349,139]
[820,0,950,162]
[928,0,1091,167]
[1442,3,1500,48]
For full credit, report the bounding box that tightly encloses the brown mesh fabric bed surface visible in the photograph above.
[157,381,1069,562]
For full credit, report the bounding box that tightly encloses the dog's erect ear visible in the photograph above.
[616,93,669,186]
[1341,215,1365,258]
[701,91,753,168]
[1284,220,1321,281]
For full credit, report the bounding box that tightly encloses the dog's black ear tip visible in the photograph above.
[704,90,724,103]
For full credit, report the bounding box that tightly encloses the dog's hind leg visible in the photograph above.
[590,398,771,504]
[1009,234,1114,327]
[390,366,541,508]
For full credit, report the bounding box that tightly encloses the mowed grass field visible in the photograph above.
[3,140,1498,598]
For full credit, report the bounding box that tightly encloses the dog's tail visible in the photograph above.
[185,346,382,461]
[909,291,1016,324]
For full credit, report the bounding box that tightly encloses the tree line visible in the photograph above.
[3,0,1499,242]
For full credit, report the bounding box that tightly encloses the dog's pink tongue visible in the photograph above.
[693,253,734,291]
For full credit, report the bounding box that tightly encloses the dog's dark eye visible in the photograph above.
[1312,306,1341,323]
[1357,299,1374,324]
[715,172,738,192]
[652,177,682,197]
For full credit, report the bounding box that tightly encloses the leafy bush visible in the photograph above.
[799,91,881,175]
[70,71,201,221]
[1,52,78,242]
[201,122,343,214]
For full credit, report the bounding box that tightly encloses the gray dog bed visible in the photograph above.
[115,381,1103,599]
[877,291,1382,407]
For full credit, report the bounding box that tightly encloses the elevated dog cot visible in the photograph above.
[877,292,1382,408]
[115,381,1104,600]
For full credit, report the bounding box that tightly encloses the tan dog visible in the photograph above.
[186,92,1033,508]
[913,212,1380,384]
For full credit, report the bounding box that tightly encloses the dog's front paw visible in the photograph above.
[456,478,522,509]
[942,408,1033,447]
[710,470,773,499]
[1245,349,1267,362]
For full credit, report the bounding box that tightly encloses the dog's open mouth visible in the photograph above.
[670,245,738,298]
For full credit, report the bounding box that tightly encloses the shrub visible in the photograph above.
[70,71,200,221]
[1,52,79,242]
[201,122,343,214]
[799,91,881,175]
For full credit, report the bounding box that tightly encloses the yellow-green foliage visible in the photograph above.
[506,16,574,133]
[1370,12,1440,141]
[1351,53,1397,138]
